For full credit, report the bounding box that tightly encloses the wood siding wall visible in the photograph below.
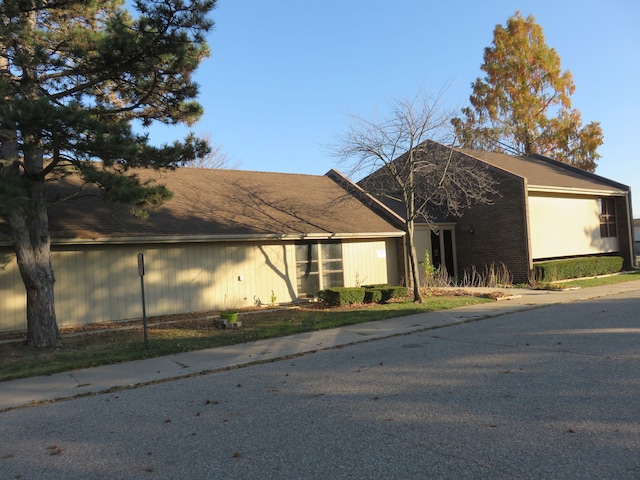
[0,249,24,332]
[0,238,397,333]
[342,239,399,288]
[528,194,619,260]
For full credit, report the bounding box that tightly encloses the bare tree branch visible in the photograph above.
[331,85,498,303]
[185,132,240,169]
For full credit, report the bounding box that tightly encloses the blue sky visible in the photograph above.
[144,0,640,215]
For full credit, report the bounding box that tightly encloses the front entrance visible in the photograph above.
[414,225,456,285]
[431,230,455,276]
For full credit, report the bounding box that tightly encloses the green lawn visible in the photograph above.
[0,295,491,382]
[3,271,639,382]
[553,271,640,288]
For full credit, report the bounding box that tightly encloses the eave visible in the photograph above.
[20,231,405,247]
[527,185,629,197]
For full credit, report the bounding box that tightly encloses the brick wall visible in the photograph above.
[454,172,532,284]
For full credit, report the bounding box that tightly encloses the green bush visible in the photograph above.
[364,289,383,303]
[533,256,624,282]
[363,285,408,304]
[317,287,365,306]
[318,285,408,306]
[381,286,408,301]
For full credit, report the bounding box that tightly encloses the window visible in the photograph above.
[295,243,319,298]
[295,241,343,298]
[321,242,343,288]
[599,198,617,238]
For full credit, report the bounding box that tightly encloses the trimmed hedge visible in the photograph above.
[318,285,408,306]
[533,256,624,282]
[317,287,365,306]
[380,286,408,301]
[364,289,383,304]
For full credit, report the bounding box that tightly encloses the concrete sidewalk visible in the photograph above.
[2,279,639,411]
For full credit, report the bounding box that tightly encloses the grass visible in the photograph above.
[0,295,492,382]
[551,271,640,288]
[3,271,638,382]
[525,271,640,290]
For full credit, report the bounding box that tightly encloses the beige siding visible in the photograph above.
[342,239,398,287]
[115,242,299,318]
[1,238,396,332]
[0,249,26,332]
[414,225,433,286]
[54,245,142,325]
[528,194,619,260]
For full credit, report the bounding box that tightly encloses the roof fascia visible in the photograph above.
[527,185,628,196]
[24,231,405,247]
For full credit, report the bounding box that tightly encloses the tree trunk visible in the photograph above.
[405,219,423,303]
[9,176,62,348]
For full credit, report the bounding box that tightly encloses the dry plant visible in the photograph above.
[459,263,513,288]
[422,266,455,288]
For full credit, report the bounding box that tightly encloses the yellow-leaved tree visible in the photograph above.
[453,12,603,171]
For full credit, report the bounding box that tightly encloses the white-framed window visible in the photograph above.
[295,241,343,298]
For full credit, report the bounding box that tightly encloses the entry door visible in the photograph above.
[414,225,456,285]
[431,230,455,277]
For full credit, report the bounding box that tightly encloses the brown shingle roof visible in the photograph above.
[456,148,629,192]
[40,167,402,241]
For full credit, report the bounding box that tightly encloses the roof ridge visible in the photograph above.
[171,167,327,178]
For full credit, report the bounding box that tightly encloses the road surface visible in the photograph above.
[1,290,639,479]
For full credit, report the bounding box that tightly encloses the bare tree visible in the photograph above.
[187,132,240,169]
[332,87,498,302]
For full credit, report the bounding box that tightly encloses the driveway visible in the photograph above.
[1,289,639,479]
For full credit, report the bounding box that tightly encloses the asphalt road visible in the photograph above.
[1,290,639,479]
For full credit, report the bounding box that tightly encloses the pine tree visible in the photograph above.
[0,0,215,347]
[453,12,603,171]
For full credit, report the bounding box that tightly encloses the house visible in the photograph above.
[0,168,404,333]
[634,218,640,255]
[357,141,635,285]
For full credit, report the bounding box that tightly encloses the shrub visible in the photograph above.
[317,287,365,306]
[364,285,408,303]
[533,256,623,282]
[380,286,408,301]
[318,285,408,306]
[422,251,442,287]
[364,289,383,303]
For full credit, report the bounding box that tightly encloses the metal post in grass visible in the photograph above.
[137,253,148,350]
